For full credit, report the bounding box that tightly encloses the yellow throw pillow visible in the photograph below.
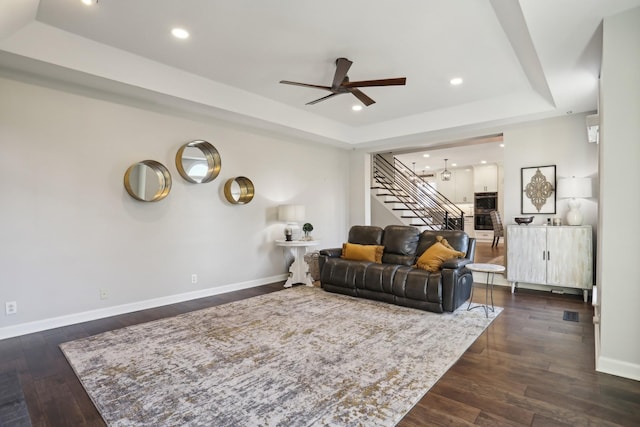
[415,240,465,272]
[438,235,455,250]
[341,243,384,263]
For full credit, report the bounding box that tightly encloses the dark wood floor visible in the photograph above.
[1,242,639,426]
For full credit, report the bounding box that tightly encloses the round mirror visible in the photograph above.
[224,176,255,205]
[175,140,221,184]
[124,160,172,202]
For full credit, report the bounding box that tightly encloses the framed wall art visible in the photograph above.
[521,165,556,214]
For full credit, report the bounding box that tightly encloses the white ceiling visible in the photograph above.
[1,0,639,147]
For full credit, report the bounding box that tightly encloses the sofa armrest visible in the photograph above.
[318,248,342,279]
[441,259,474,311]
[441,257,472,270]
[319,248,342,258]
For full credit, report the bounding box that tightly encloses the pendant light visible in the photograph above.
[441,159,452,181]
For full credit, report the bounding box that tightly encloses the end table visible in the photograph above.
[466,263,505,317]
[275,240,320,288]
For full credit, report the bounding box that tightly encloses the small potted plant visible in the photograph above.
[302,223,314,240]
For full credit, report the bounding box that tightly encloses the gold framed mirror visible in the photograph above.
[175,140,221,184]
[124,160,172,202]
[224,176,255,204]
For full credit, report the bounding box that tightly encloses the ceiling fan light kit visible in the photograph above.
[279,58,406,107]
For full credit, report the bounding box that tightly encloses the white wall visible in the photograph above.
[0,77,349,338]
[370,195,404,228]
[502,114,598,230]
[598,6,640,380]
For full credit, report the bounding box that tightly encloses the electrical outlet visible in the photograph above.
[5,301,17,315]
[191,274,198,284]
[100,289,108,300]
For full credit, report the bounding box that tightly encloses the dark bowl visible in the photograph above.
[514,216,534,225]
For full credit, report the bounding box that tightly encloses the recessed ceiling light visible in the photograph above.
[171,28,190,39]
[499,143,505,148]
[424,166,431,169]
[352,105,363,111]
[481,160,487,164]
[451,163,457,167]
[450,77,463,86]
[423,154,430,158]
[81,0,97,5]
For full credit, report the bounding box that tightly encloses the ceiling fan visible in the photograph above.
[279,57,406,107]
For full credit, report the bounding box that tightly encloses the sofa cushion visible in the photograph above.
[348,226,384,246]
[415,239,465,272]
[381,225,419,266]
[341,243,384,263]
[359,263,400,293]
[320,257,369,290]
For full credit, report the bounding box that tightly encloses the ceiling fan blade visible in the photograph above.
[343,77,407,88]
[279,80,332,91]
[332,58,353,89]
[349,89,375,106]
[306,93,341,105]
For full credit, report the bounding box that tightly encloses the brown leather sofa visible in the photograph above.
[318,225,476,313]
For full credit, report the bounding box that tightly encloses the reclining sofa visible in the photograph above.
[318,225,476,313]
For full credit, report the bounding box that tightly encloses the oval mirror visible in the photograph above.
[124,160,172,202]
[224,176,255,205]
[175,140,221,184]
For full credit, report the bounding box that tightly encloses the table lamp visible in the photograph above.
[556,177,592,226]
[278,204,305,240]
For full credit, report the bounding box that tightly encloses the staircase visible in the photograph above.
[372,154,465,231]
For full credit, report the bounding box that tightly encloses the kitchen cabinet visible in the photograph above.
[455,168,474,203]
[473,164,498,192]
[436,168,474,203]
[436,170,456,201]
[474,230,493,242]
[463,216,475,238]
[506,225,592,301]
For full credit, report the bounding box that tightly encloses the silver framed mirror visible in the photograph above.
[224,176,255,205]
[175,140,221,184]
[124,160,172,202]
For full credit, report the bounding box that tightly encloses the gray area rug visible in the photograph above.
[61,287,502,427]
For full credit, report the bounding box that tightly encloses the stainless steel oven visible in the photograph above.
[474,192,497,230]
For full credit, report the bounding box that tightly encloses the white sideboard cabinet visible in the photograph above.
[506,225,593,301]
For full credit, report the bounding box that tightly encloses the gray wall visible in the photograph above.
[0,77,349,337]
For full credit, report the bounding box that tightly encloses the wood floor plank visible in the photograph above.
[430,381,536,425]
[413,392,481,424]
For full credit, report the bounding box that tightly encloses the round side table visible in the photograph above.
[466,263,505,317]
[275,240,320,288]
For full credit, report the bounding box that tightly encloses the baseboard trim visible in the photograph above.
[597,356,640,381]
[0,274,288,340]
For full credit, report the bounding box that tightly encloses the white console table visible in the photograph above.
[275,240,320,288]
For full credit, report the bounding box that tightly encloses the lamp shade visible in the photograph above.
[278,204,305,222]
[556,177,592,199]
